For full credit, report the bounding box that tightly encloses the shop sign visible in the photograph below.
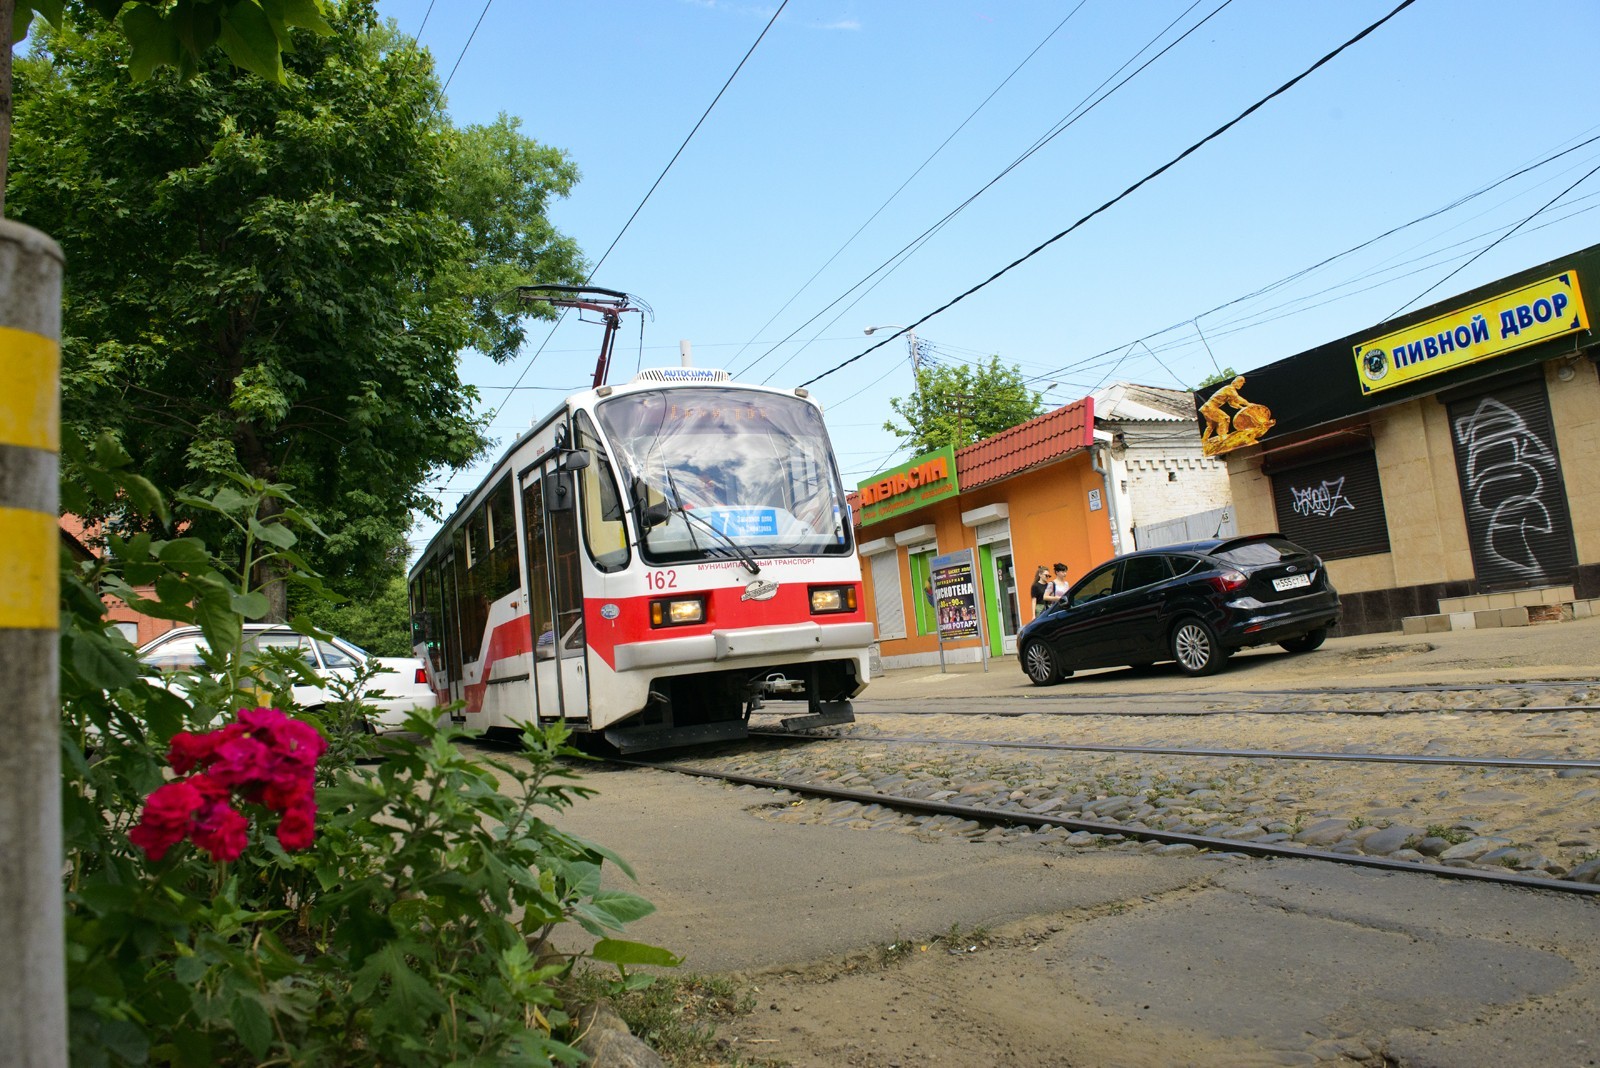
[930,549,980,642]
[1352,272,1588,395]
[857,444,959,526]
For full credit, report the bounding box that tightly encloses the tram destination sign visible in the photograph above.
[1352,272,1588,395]
[856,444,959,526]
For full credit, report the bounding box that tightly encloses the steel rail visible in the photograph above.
[749,729,1600,771]
[619,758,1600,897]
[852,701,1598,717]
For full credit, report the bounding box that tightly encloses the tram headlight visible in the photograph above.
[650,596,705,627]
[809,584,857,614]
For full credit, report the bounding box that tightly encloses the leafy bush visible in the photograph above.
[61,439,675,1065]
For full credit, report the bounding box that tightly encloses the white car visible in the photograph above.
[138,624,437,732]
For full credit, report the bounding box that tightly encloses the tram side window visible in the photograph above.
[453,523,486,664]
[575,412,629,572]
[484,477,519,600]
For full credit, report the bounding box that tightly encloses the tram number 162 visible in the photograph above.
[646,570,679,591]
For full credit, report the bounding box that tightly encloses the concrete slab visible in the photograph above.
[546,764,1211,973]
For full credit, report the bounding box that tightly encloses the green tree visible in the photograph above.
[1196,366,1238,390]
[883,355,1043,453]
[10,2,585,615]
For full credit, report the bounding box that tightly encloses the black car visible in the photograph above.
[1018,534,1339,684]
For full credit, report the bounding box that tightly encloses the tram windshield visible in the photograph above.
[596,387,852,562]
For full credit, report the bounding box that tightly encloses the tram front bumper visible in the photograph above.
[613,621,875,672]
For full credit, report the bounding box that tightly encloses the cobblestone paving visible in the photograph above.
[685,685,1600,884]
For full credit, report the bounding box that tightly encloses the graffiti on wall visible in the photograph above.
[1288,477,1355,519]
[1451,397,1558,578]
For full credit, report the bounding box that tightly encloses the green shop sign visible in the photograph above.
[857,444,959,526]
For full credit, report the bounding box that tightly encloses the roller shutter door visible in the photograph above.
[869,550,906,640]
[1269,448,1390,561]
[1448,380,1576,591]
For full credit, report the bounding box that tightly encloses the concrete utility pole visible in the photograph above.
[0,218,67,1065]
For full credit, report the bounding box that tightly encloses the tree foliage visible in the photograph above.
[883,355,1043,453]
[11,1,585,612]
[1195,366,1239,390]
[14,0,333,82]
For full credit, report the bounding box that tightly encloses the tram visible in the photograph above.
[407,300,871,752]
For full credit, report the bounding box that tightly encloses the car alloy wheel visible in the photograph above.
[1022,641,1062,686]
[1171,618,1226,676]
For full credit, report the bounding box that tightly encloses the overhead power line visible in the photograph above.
[798,0,1420,390]
[743,0,1230,384]
[483,0,790,425]
[1022,131,1600,388]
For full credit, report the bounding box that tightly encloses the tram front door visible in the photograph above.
[522,460,590,723]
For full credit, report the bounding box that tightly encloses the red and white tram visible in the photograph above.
[407,365,872,752]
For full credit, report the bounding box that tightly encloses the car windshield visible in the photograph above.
[596,387,852,562]
[1212,536,1310,566]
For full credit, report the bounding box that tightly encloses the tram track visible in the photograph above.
[616,755,1600,897]
[748,728,1600,771]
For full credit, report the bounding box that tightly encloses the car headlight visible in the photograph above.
[809,585,857,614]
[650,597,705,627]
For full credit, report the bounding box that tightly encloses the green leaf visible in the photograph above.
[118,4,184,83]
[355,943,450,1030]
[588,890,656,925]
[229,992,274,1060]
[231,590,271,619]
[218,1,287,82]
[156,538,212,571]
[590,939,682,969]
[67,630,142,690]
[248,517,297,549]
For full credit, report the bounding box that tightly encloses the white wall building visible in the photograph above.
[1090,382,1235,551]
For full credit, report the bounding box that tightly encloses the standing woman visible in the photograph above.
[1029,566,1051,618]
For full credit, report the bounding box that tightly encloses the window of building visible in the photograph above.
[868,550,906,640]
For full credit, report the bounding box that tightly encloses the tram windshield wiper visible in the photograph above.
[633,474,761,576]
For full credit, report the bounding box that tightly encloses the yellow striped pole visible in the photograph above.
[0,218,67,1066]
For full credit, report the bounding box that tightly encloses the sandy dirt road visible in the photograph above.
[543,621,1600,1066]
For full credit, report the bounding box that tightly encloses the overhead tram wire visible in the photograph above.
[1384,159,1600,322]
[740,0,1232,384]
[481,0,790,427]
[439,1,493,96]
[800,0,1421,390]
[806,0,1420,391]
[1021,130,1600,390]
[1036,187,1600,391]
[726,0,1091,371]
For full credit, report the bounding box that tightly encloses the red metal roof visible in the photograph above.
[955,395,1094,490]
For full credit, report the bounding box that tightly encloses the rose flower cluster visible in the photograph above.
[129,708,328,863]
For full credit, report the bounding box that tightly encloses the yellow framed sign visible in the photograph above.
[1352,272,1587,395]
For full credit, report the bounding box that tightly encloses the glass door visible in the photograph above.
[994,548,1020,655]
[522,460,590,722]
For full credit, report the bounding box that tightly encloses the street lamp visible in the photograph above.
[862,324,920,375]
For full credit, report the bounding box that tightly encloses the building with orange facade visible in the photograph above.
[855,383,1229,669]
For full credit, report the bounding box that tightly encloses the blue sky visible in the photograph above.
[378,0,1600,558]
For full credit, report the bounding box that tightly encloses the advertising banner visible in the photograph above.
[930,549,981,642]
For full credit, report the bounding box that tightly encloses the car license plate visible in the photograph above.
[1273,573,1311,592]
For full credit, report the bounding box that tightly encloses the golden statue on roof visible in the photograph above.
[1199,376,1275,457]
